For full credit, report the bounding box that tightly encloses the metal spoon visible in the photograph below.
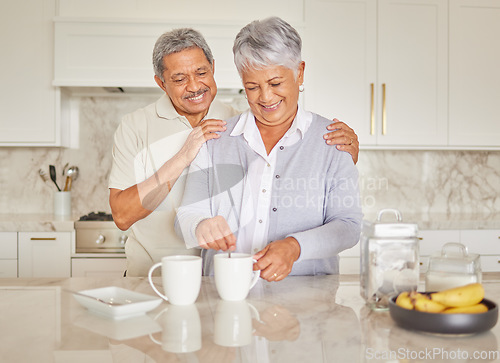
[64,166,79,191]
[49,165,61,191]
[65,289,125,306]
[66,166,79,181]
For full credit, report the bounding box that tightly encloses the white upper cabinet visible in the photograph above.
[53,0,305,90]
[0,0,68,146]
[53,22,244,89]
[449,0,500,147]
[56,0,305,23]
[304,0,448,147]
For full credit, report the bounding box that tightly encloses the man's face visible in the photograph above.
[155,47,217,122]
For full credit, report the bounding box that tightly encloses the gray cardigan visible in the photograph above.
[175,111,363,276]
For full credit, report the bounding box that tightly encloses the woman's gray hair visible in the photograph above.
[233,17,302,76]
[153,28,214,81]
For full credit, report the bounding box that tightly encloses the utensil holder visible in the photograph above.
[54,191,71,216]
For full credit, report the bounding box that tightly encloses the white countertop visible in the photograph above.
[0,213,77,232]
[0,211,498,233]
[0,274,499,362]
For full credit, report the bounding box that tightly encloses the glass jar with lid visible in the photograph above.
[360,209,419,310]
[425,242,481,291]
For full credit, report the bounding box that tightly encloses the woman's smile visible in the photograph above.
[260,100,282,111]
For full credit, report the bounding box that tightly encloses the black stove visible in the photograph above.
[79,211,113,221]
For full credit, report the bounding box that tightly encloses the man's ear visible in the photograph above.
[154,75,167,93]
[211,59,215,74]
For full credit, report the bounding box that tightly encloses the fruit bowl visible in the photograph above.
[389,295,498,334]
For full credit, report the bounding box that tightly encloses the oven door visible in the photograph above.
[75,221,127,254]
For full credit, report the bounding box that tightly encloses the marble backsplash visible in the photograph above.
[1,95,499,226]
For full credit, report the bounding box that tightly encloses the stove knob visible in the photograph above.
[96,234,105,245]
[119,235,128,245]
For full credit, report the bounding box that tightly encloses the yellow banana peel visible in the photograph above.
[395,291,413,310]
[430,283,485,308]
[412,293,447,313]
[394,283,490,314]
[442,303,489,314]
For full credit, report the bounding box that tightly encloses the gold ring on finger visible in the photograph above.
[273,273,278,278]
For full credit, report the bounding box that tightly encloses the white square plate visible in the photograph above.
[72,286,162,320]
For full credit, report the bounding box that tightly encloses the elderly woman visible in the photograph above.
[176,17,362,281]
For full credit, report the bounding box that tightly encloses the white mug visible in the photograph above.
[148,255,202,305]
[214,253,260,301]
[214,300,260,347]
[150,305,201,353]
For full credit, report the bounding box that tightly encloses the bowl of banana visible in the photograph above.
[389,283,498,334]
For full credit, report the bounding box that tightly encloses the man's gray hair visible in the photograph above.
[233,17,302,76]
[153,28,214,81]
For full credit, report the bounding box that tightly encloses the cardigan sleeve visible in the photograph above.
[287,151,363,262]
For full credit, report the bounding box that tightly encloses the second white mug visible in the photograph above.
[214,253,260,301]
[148,255,202,305]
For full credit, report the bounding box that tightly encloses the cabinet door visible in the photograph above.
[0,232,18,259]
[460,230,500,255]
[304,0,377,145]
[418,230,461,256]
[0,0,58,145]
[304,0,447,147]
[0,232,18,277]
[18,232,71,277]
[71,258,126,277]
[449,0,500,146]
[377,0,448,146]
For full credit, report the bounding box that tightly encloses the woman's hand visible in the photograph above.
[195,216,236,251]
[323,119,359,164]
[175,119,227,168]
[253,237,301,282]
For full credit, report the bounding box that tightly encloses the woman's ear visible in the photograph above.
[297,61,305,84]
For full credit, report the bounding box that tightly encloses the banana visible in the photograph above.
[411,292,447,313]
[430,283,484,308]
[442,303,489,314]
[395,291,413,310]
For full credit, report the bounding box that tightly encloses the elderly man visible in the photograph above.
[109,28,360,277]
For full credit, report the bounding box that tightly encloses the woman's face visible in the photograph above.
[241,62,304,128]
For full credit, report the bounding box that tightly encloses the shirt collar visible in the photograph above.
[155,93,226,126]
[231,103,312,139]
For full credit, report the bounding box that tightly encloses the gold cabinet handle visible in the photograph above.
[370,83,375,135]
[30,237,56,240]
[382,83,387,135]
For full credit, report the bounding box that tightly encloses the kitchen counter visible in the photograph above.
[0,212,498,233]
[0,213,79,232]
[362,211,500,230]
[1,274,500,362]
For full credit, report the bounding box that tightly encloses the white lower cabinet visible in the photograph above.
[0,232,17,278]
[18,232,71,277]
[339,229,500,275]
[339,244,361,274]
[71,258,126,277]
[460,230,500,272]
[0,232,18,277]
